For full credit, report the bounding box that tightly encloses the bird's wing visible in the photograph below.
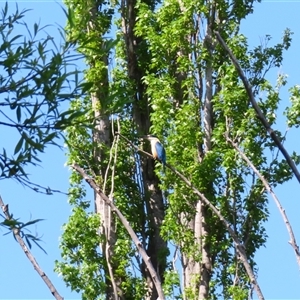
[155,142,166,164]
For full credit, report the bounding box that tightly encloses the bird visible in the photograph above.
[143,135,166,170]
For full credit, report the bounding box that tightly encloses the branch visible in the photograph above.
[225,134,300,269]
[117,132,265,300]
[116,132,157,162]
[0,121,54,130]
[103,122,121,299]
[215,31,300,185]
[0,71,38,94]
[167,166,264,299]
[71,164,165,300]
[17,177,69,196]
[0,195,63,300]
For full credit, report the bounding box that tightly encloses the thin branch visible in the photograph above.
[71,164,165,300]
[17,177,69,195]
[172,246,183,296]
[215,31,300,185]
[0,121,55,130]
[117,132,264,300]
[225,134,300,269]
[110,118,121,198]
[102,119,120,300]
[0,71,38,94]
[0,195,63,300]
[167,167,264,299]
[116,133,154,161]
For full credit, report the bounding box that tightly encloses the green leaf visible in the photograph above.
[25,235,32,249]
[33,22,38,36]
[16,105,21,123]
[14,136,23,155]
[22,218,44,228]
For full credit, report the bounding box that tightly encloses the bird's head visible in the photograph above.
[142,134,160,142]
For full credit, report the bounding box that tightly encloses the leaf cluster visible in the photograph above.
[0,3,84,188]
[1,212,46,253]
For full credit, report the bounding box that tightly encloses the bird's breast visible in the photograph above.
[151,144,158,158]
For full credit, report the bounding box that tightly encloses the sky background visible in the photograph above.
[1,0,300,299]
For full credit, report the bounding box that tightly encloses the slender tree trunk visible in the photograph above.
[88,2,120,298]
[92,104,119,299]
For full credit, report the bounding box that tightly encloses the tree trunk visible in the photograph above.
[88,3,120,298]
[182,17,214,299]
[121,0,167,298]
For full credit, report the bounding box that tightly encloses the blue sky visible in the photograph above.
[242,2,300,299]
[1,0,300,299]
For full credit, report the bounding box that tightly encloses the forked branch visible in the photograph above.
[215,31,300,185]
[225,134,300,269]
[0,195,63,300]
[71,164,165,300]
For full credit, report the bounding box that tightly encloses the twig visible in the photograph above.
[116,132,264,300]
[0,71,38,93]
[225,134,300,269]
[172,246,183,296]
[0,195,63,300]
[116,132,156,162]
[215,31,300,185]
[17,177,69,196]
[71,164,165,300]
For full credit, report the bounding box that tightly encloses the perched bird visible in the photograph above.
[143,135,166,170]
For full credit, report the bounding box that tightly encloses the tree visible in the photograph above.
[57,0,300,299]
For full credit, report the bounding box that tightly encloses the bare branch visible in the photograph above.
[0,121,54,130]
[0,195,63,300]
[117,132,265,300]
[71,164,165,300]
[102,120,121,299]
[225,134,300,269]
[215,31,300,185]
[16,177,69,196]
[116,132,156,161]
